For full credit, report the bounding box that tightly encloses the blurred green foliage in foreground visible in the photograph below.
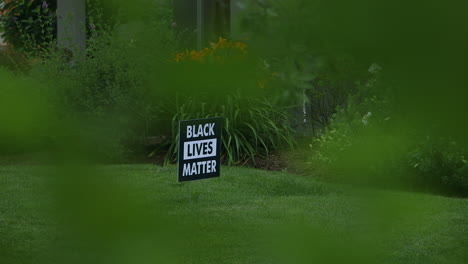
[1,1,468,262]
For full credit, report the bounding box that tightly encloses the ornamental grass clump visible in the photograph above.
[149,37,295,166]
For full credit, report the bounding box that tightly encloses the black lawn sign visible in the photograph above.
[178,117,222,182]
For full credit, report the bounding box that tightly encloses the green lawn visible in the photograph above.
[1,165,467,264]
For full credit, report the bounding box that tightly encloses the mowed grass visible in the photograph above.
[0,164,467,264]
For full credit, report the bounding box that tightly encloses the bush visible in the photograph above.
[144,37,296,165]
[159,94,295,166]
[0,0,57,53]
[310,66,391,165]
[237,1,371,134]
[409,137,468,195]
[309,67,468,196]
[25,1,175,161]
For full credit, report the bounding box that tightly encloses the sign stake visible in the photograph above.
[189,181,192,202]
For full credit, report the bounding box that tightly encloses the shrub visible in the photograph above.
[142,37,296,166]
[25,1,175,161]
[309,67,468,196]
[158,94,295,166]
[237,1,371,134]
[0,0,57,53]
[310,67,392,167]
[408,137,468,195]
[88,37,290,165]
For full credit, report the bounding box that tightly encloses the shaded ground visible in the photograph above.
[1,165,467,264]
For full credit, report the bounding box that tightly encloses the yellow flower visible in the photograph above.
[258,80,266,89]
[175,37,248,62]
[235,42,247,50]
[174,52,186,62]
[199,48,212,57]
[217,37,230,48]
[190,50,203,62]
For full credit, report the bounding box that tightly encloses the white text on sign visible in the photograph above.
[183,139,217,160]
[182,160,217,176]
[187,123,215,138]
